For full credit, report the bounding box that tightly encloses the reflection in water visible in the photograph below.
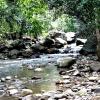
[18,65,60,94]
[0,62,60,94]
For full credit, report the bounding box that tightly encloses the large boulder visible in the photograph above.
[8,49,19,59]
[0,44,8,52]
[55,38,67,45]
[57,57,76,68]
[0,53,7,59]
[43,37,55,47]
[49,30,67,41]
[49,30,62,38]
[21,49,33,58]
[76,38,87,46]
[10,39,26,50]
[65,32,76,44]
[47,48,59,54]
[80,35,97,54]
[31,43,46,53]
[89,61,100,71]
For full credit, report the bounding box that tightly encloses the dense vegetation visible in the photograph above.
[0,0,78,39]
[0,0,100,59]
[47,0,100,37]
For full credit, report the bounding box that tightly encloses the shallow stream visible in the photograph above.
[0,54,69,100]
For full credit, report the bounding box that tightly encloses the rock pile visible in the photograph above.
[0,30,92,59]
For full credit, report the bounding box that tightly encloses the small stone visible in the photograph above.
[62,75,70,79]
[88,76,98,81]
[17,58,22,60]
[42,91,55,97]
[63,89,75,95]
[35,93,42,97]
[54,93,66,99]
[57,57,76,68]
[31,76,41,80]
[77,88,87,96]
[98,80,100,84]
[59,70,66,75]
[63,80,70,84]
[34,68,43,72]
[22,95,34,100]
[89,61,100,71]
[92,87,100,93]
[8,89,18,95]
[7,86,16,89]
[0,90,5,96]
[91,96,100,100]
[40,95,49,100]
[21,89,33,96]
[27,65,33,70]
[73,70,80,76]
[56,80,70,84]
[59,98,66,100]
[1,78,6,82]
[6,76,12,80]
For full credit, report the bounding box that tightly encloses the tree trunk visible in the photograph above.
[96,29,100,61]
[95,7,100,60]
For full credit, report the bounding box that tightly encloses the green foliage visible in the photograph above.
[1,0,97,39]
[47,0,100,37]
[50,14,77,32]
[0,0,48,38]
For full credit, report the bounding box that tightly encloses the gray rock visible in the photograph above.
[76,38,87,46]
[92,87,100,93]
[91,96,100,100]
[89,61,100,71]
[1,78,6,82]
[27,65,33,70]
[43,37,55,47]
[62,75,70,79]
[65,32,76,44]
[6,76,12,80]
[0,90,5,96]
[21,89,33,96]
[88,76,98,81]
[34,68,43,72]
[7,89,18,95]
[57,57,76,68]
[79,35,97,54]
[31,43,45,52]
[55,38,67,45]
[54,93,67,99]
[22,95,35,100]
[21,49,33,58]
[73,70,80,76]
[8,49,19,59]
[56,80,70,84]
[77,88,87,96]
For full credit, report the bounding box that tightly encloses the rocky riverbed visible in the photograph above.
[0,30,99,100]
[0,54,100,100]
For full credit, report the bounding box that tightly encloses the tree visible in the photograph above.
[47,0,97,37]
[0,0,48,39]
[95,2,100,60]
